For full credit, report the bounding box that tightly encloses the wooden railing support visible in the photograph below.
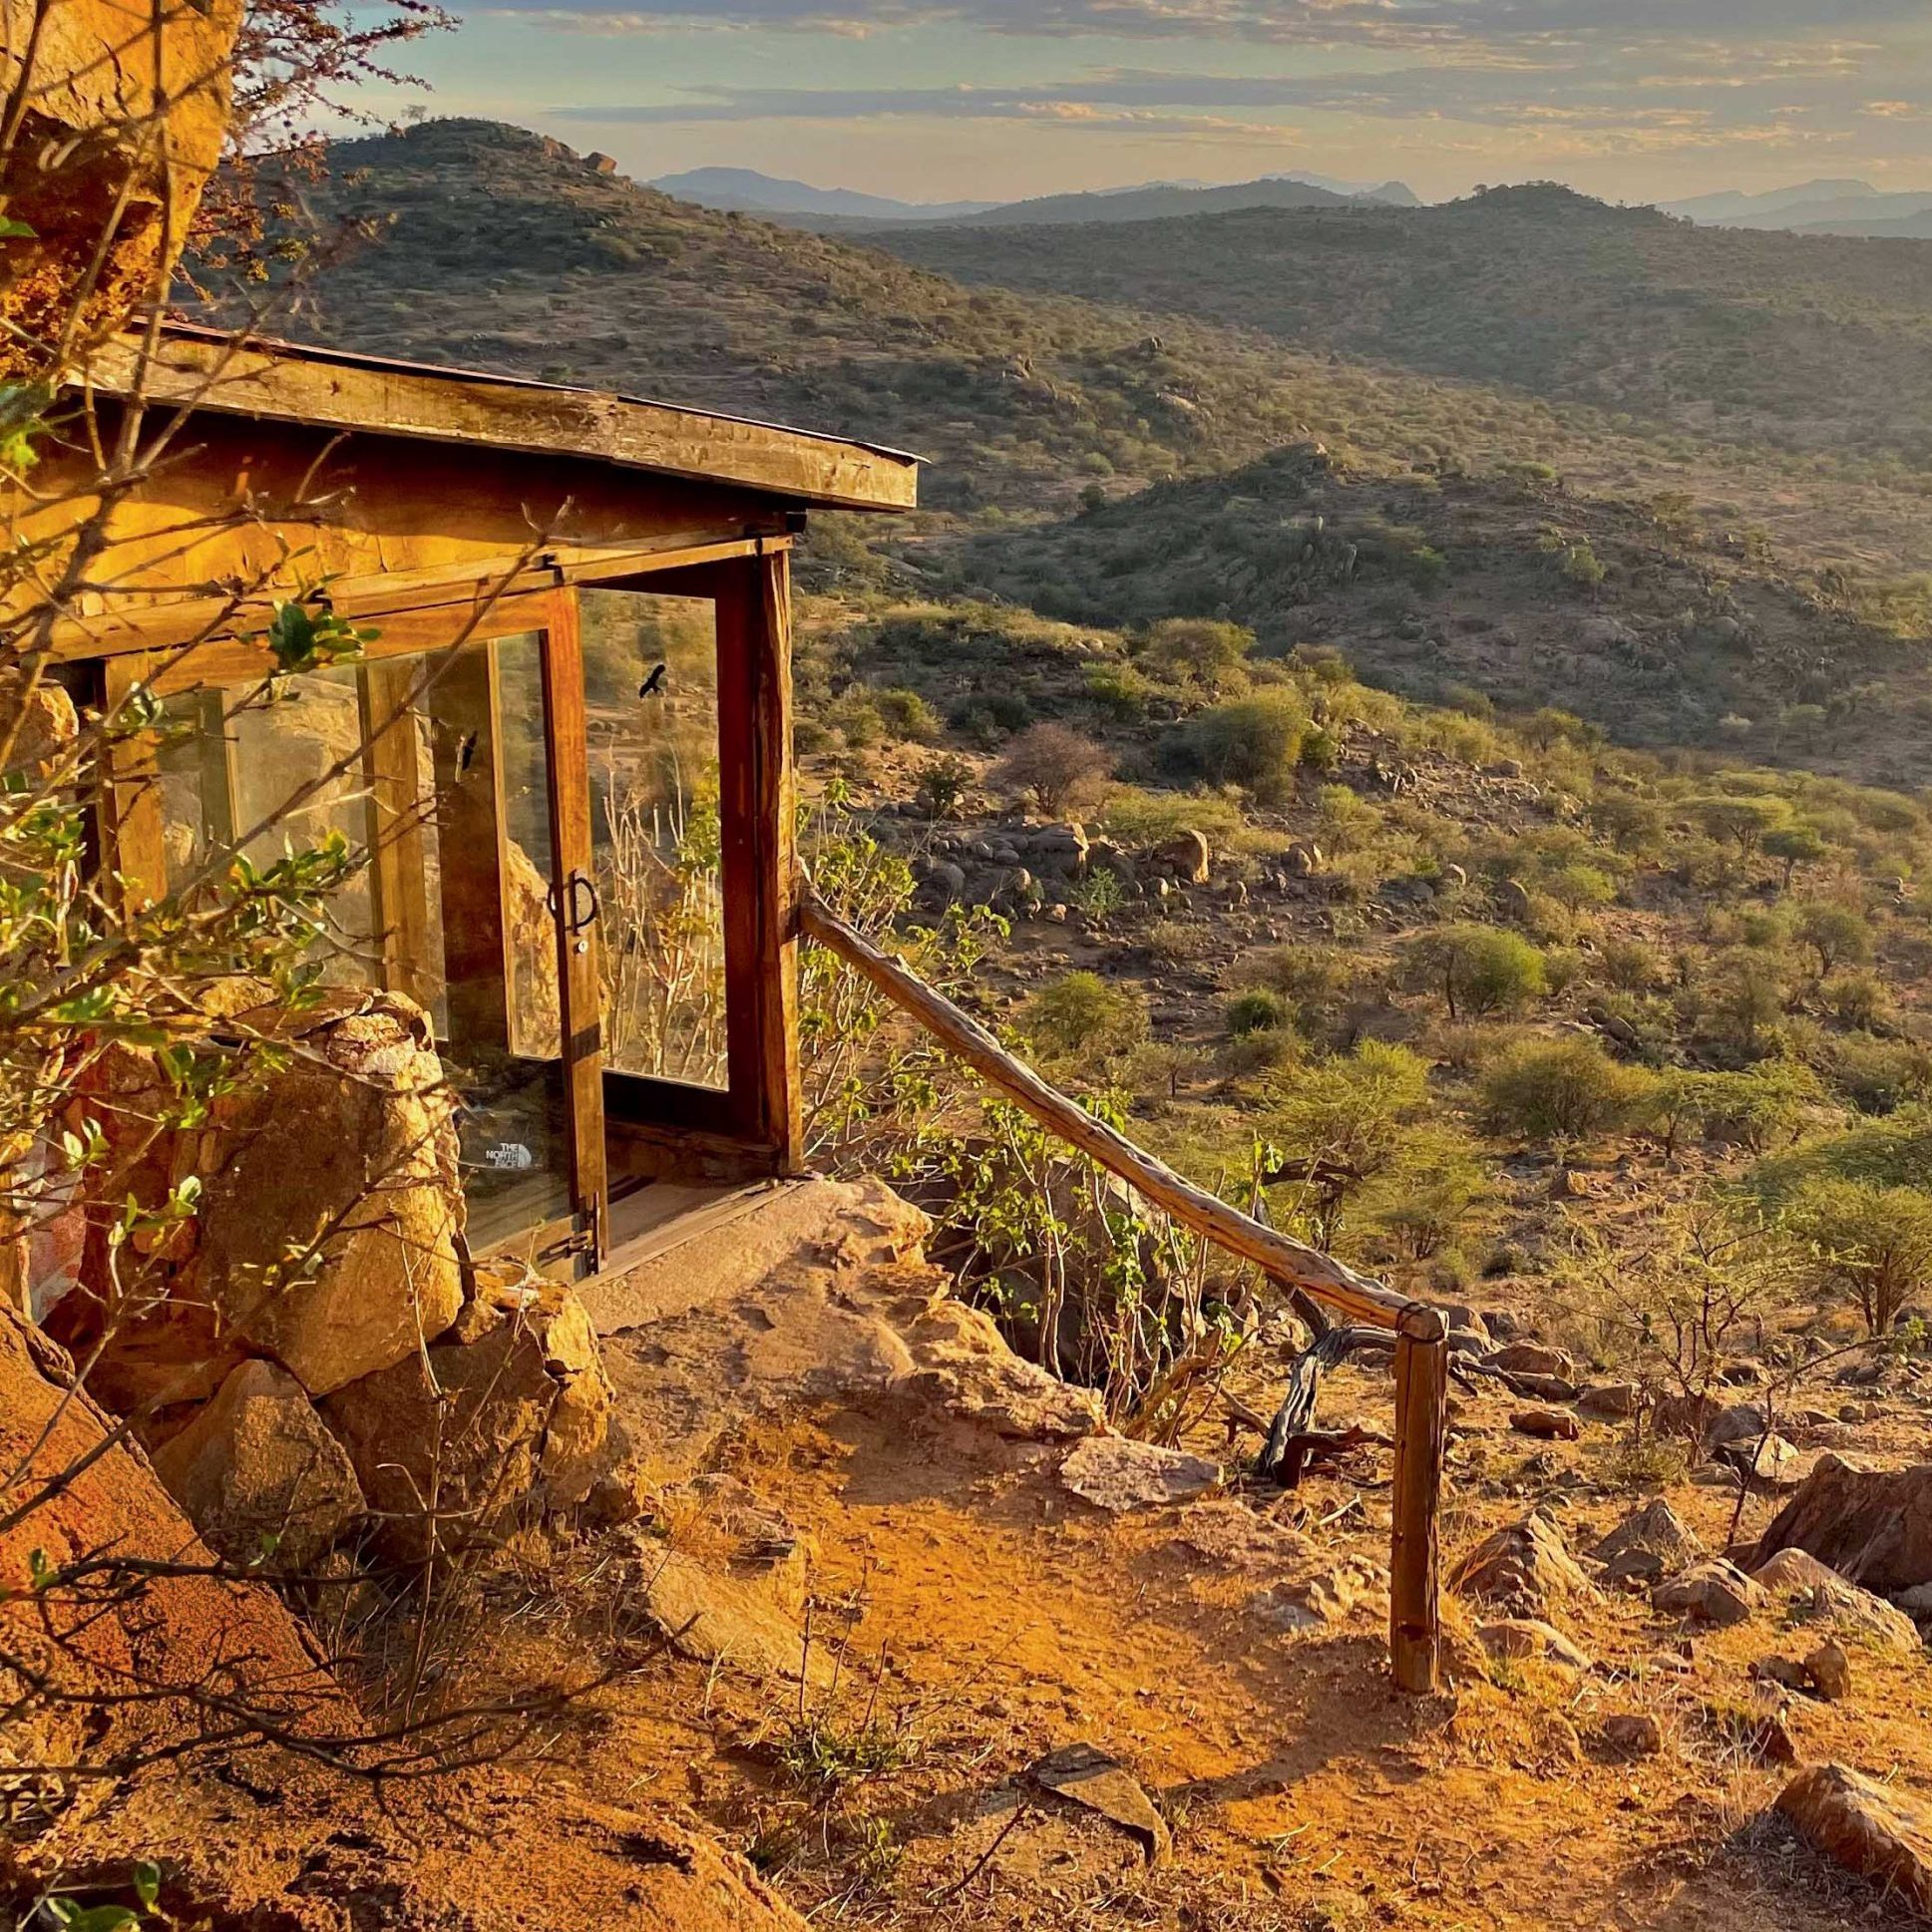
[798,885,1449,1693]
[1389,1309,1449,1694]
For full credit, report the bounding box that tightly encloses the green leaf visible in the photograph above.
[0,216,36,237]
[133,1861,162,1910]
[46,1901,140,1931]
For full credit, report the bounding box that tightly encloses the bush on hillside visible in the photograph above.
[1024,970,1148,1059]
[1159,689,1309,800]
[1402,923,1547,1020]
[1137,616,1255,694]
[1786,1175,1932,1335]
[1478,1036,1654,1148]
[993,722,1112,815]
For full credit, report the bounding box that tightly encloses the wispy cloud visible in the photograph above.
[478,0,1932,45]
[542,49,1925,152]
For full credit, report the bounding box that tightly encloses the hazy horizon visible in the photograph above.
[401,2,1932,207]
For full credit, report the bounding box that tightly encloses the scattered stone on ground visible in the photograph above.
[1601,1713,1665,1757]
[1449,1509,1598,1614]
[1029,1742,1171,1864]
[1805,1640,1853,1702]
[631,1545,835,1689]
[1250,1555,1389,1632]
[1058,1435,1223,1512]
[1752,1546,1922,1654]
[1476,1618,1593,1671]
[1653,1559,1763,1628]
[1171,1498,1316,1573]
[1720,1432,1811,1493]
[1510,1406,1579,1441]
[1487,1343,1576,1380]
[1594,1497,1704,1588]
[1777,1761,1932,1913]
[1574,1382,1638,1420]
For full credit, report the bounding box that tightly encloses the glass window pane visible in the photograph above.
[581,587,727,1090]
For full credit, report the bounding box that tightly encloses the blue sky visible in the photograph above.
[391,2,1932,203]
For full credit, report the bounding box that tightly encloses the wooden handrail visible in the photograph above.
[800,886,1450,1692]
[799,888,1441,1342]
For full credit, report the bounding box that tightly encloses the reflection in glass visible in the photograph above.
[581,587,728,1090]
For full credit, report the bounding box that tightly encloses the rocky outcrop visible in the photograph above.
[1751,1454,1932,1594]
[1752,1547,1921,1654]
[150,1357,364,1569]
[0,1307,334,1781]
[0,0,243,372]
[1778,1762,1932,1913]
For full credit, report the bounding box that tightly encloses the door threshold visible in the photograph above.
[588,1176,804,1286]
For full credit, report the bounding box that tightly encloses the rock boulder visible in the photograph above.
[1449,1510,1598,1614]
[322,1272,612,1562]
[1777,1762,1932,1912]
[1751,1454,1932,1594]
[193,990,466,1397]
[150,1357,364,1568]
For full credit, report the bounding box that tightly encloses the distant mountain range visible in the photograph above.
[647,166,1421,228]
[646,168,998,221]
[1662,179,1932,235]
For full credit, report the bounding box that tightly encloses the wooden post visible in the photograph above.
[716,546,803,1175]
[540,588,610,1255]
[1389,1305,1448,1694]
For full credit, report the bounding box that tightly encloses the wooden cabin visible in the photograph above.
[42,324,918,1276]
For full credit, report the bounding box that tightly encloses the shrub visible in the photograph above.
[829,690,885,747]
[1085,661,1155,722]
[1646,1061,1818,1157]
[1360,1126,1492,1262]
[1824,1033,1932,1117]
[1160,689,1309,799]
[1138,616,1255,693]
[1479,1037,1654,1147]
[915,756,972,820]
[1226,988,1291,1037]
[1024,971,1148,1059]
[1403,923,1547,1020]
[1266,1040,1433,1248]
[1820,969,1892,1030]
[1600,938,1670,992]
[874,685,943,742]
[1764,822,1827,888]
[993,722,1111,815]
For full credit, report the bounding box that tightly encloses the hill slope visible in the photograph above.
[869,184,1932,471]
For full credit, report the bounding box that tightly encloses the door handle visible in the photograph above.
[566,872,600,935]
[548,870,601,935]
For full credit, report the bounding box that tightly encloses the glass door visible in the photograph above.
[359,619,607,1263]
